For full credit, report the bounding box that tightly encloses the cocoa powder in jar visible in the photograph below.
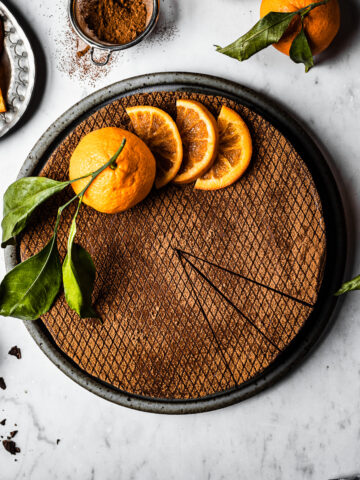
[80,0,147,45]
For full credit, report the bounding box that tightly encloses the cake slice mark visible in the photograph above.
[178,250,282,352]
[179,251,280,384]
[178,250,239,387]
[176,248,314,308]
[177,249,313,350]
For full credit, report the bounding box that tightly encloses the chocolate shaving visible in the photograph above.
[2,440,20,455]
[8,346,21,360]
[0,378,6,390]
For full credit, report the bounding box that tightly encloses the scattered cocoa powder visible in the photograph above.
[55,24,113,86]
[81,0,147,45]
[54,2,177,85]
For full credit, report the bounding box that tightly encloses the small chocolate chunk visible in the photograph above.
[0,378,6,390]
[56,439,61,445]
[8,346,21,360]
[0,419,6,426]
[2,440,20,455]
[7,431,18,439]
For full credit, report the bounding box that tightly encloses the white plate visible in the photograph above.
[0,1,35,138]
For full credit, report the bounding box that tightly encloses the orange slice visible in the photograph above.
[195,106,252,191]
[0,87,6,113]
[173,100,219,184]
[126,106,183,189]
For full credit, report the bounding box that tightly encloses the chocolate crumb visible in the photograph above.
[0,378,6,390]
[0,419,6,426]
[8,346,21,360]
[56,439,61,445]
[76,44,90,58]
[7,431,18,440]
[2,440,20,455]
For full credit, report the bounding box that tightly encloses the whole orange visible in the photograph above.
[69,127,156,214]
[260,0,340,56]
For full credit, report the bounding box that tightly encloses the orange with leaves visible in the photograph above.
[260,0,340,56]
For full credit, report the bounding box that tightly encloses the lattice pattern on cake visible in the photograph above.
[19,91,326,400]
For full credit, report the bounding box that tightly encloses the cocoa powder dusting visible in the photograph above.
[55,25,113,86]
[19,92,327,401]
[54,1,178,84]
[81,0,147,45]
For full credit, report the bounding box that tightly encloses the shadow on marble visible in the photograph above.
[3,0,47,138]
[317,0,360,65]
[147,0,180,46]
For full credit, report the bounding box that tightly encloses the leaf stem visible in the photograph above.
[68,139,126,184]
[53,139,126,242]
[299,0,329,12]
[297,0,330,19]
[66,196,82,251]
[55,139,127,222]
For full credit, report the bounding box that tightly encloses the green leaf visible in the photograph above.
[289,26,314,72]
[335,275,360,296]
[0,235,62,320]
[2,177,69,247]
[62,202,98,319]
[217,12,297,61]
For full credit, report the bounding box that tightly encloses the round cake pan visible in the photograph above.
[4,73,348,414]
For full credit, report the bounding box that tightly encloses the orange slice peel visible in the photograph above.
[195,106,252,191]
[127,105,183,189]
[173,99,219,185]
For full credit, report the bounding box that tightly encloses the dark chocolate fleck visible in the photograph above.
[0,419,6,426]
[2,440,20,455]
[7,431,18,440]
[8,346,21,360]
[0,378,6,390]
[56,439,61,445]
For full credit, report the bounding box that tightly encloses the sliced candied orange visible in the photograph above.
[195,106,252,191]
[0,87,6,113]
[173,100,219,184]
[127,106,183,189]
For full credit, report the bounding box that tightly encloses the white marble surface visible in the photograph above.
[1,0,360,478]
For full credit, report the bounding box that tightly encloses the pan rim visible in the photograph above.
[4,72,348,414]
